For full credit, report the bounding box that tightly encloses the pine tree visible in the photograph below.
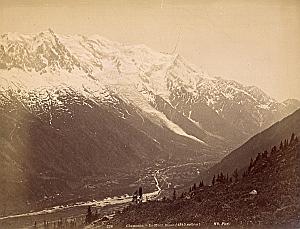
[284,139,288,148]
[220,172,224,183]
[291,133,295,143]
[271,146,277,153]
[173,189,176,200]
[180,192,184,199]
[132,190,138,203]
[255,152,261,163]
[94,209,98,220]
[279,141,283,150]
[248,158,253,173]
[193,183,197,190]
[199,180,204,187]
[85,206,93,224]
[263,150,268,158]
[138,186,143,199]
[233,169,239,182]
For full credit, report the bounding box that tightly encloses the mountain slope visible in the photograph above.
[111,136,300,227]
[204,108,300,182]
[1,30,298,145]
[0,86,220,215]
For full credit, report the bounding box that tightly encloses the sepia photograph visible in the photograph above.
[0,0,299,228]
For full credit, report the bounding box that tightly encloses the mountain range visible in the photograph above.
[0,29,299,214]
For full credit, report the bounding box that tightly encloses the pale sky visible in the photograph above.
[0,0,299,101]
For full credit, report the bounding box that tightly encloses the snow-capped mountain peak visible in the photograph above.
[0,29,299,139]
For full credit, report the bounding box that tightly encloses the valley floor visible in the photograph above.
[0,162,207,228]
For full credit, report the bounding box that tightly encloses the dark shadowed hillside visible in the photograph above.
[0,88,221,216]
[110,135,300,228]
[204,108,300,183]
